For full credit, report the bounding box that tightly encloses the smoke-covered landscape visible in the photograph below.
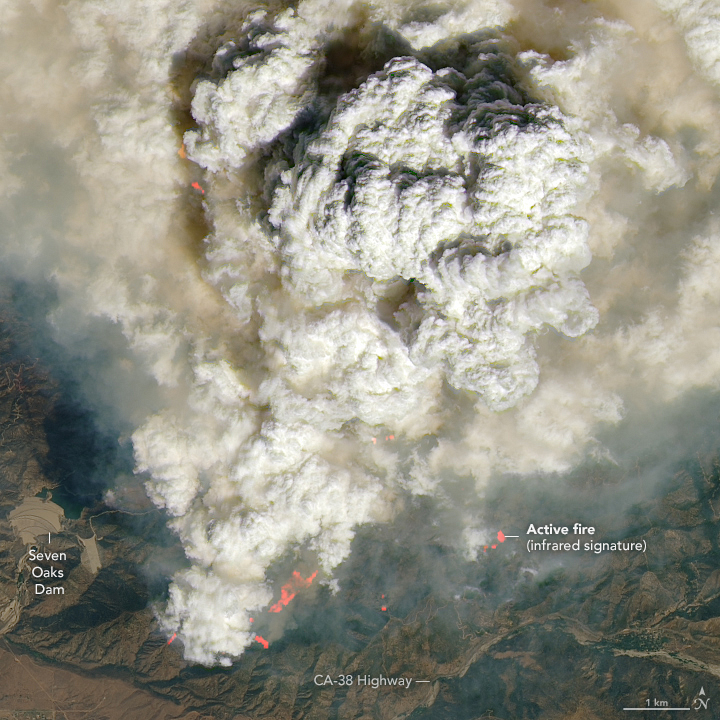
[1,0,720,716]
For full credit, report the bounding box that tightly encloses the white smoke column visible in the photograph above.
[134,3,601,663]
[265,51,599,409]
[136,0,683,665]
[427,3,720,485]
[2,0,717,667]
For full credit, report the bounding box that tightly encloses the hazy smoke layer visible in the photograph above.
[2,0,720,665]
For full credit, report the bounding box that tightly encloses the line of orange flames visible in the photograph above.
[254,570,318,649]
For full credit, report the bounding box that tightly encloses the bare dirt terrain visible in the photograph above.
[0,641,210,720]
[2,301,720,719]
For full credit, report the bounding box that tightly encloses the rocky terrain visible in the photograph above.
[1,305,720,719]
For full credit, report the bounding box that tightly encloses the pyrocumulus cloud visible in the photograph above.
[1,0,719,665]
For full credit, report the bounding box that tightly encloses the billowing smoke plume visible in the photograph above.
[2,0,720,665]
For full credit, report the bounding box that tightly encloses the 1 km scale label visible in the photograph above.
[623,687,711,711]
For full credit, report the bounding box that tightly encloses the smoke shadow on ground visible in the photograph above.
[9,417,720,718]
[40,398,135,518]
[0,280,188,599]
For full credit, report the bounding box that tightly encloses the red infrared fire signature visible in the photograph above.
[254,570,318,649]
[484,531,507,552]
[269,570,317,613]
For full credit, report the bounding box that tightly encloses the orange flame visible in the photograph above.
[191,181,204,194]
[178,144,186,159]
[268,570,317,613]
[255,635,269,649]
[167,633,177,644]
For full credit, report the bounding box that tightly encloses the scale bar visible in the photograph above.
[416,680,430,683]
[623,709,690,711]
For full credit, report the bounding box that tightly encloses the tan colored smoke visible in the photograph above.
[0,0,718,664]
